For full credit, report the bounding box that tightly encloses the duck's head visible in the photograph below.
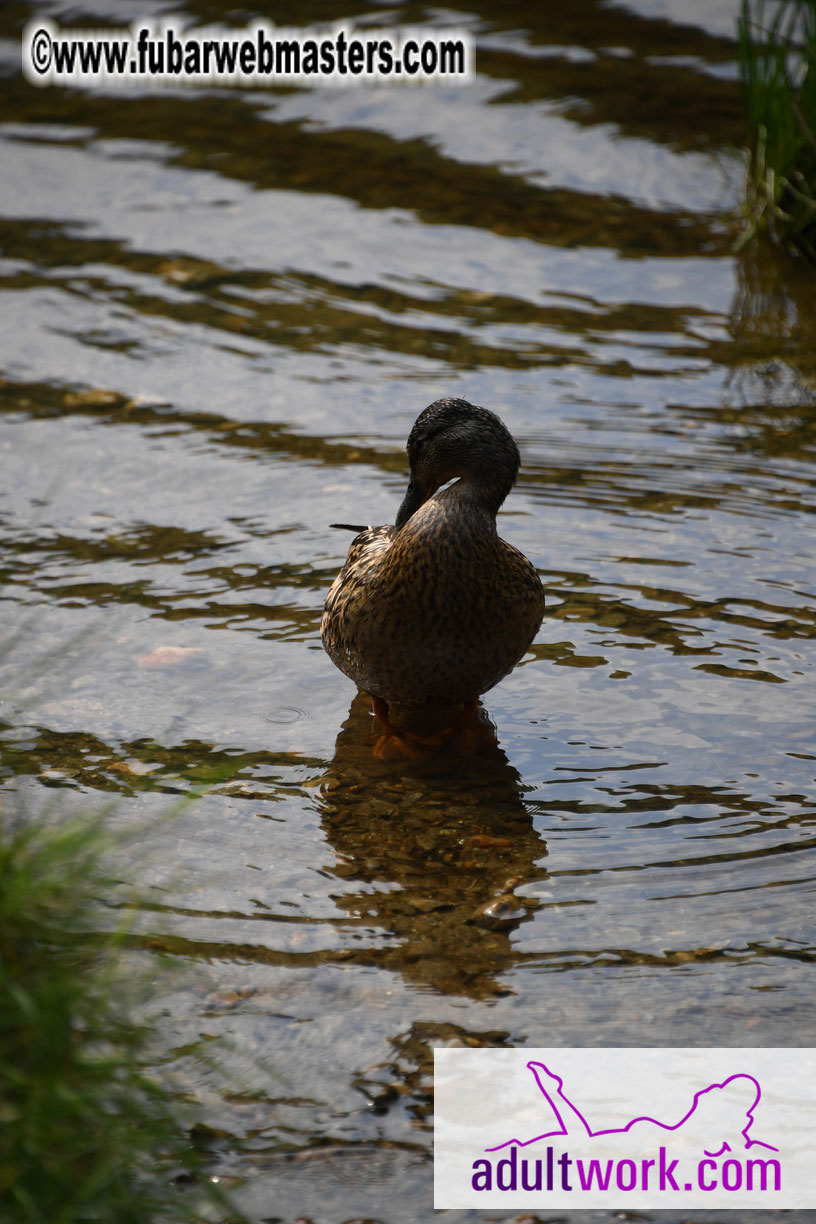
[395,397,521,529]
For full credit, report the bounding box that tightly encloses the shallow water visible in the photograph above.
[1,0,815,1220]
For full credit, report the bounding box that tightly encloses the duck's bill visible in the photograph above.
[395,477,431,528]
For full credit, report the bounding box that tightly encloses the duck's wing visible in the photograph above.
[322,524,398,671]
[338,523,396,571]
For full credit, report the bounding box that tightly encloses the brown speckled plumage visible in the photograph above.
[321,397,545,711]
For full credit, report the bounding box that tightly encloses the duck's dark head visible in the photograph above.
[395,397,521,529]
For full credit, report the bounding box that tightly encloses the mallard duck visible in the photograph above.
[321,397,545,744]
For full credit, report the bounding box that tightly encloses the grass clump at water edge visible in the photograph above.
[0,808,239,1224]
[737,0,816,258]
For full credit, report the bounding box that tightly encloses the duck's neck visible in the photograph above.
[442,469,513,522]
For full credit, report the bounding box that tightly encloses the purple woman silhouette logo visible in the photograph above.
[488,1060,779,1158]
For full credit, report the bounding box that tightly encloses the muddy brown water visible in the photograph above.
[1,1,815,1221]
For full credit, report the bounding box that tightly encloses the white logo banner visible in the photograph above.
[434,1048,815,1209]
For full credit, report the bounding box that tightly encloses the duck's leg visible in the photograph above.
[370,695,496,759]
[370,696,430,760]
[371,695,393,735]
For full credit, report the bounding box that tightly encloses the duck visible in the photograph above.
[321,397,545,752]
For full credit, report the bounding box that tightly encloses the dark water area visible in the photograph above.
[1,0,815,1220]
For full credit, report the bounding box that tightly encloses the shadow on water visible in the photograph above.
[316,692,548,999]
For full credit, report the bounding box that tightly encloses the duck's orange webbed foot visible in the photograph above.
[370,696,438,760]
[370,696,497,759]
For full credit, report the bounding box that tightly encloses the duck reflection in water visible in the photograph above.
[321,398,545,760]
[316,692,548,1000]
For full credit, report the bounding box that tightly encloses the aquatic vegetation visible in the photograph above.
[0,810,237,1224]
[738,0,816,258]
